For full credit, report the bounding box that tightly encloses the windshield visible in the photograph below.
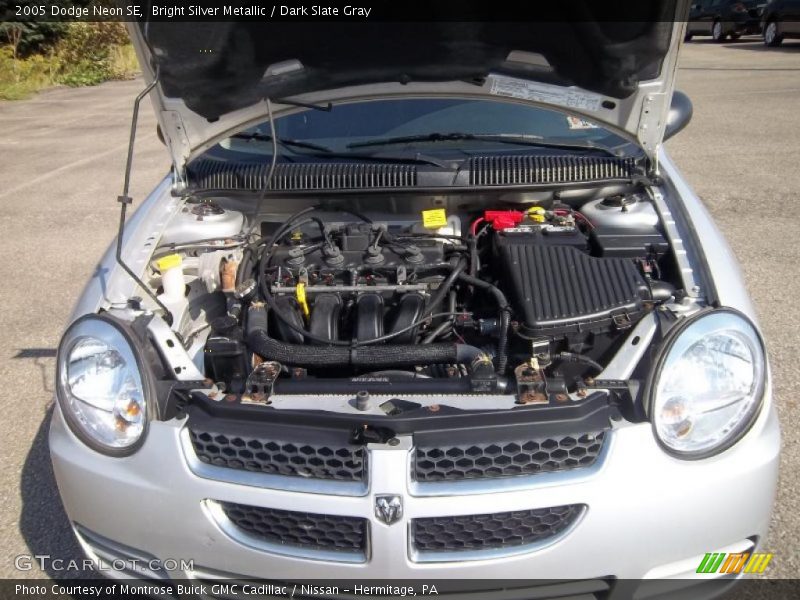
[219,98,630,156]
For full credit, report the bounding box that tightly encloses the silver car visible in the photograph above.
[50,7,779,595]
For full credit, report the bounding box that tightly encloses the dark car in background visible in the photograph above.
[686,0,764,41]
[761,0,800,45]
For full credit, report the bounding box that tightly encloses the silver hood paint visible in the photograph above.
[126,11,688,180]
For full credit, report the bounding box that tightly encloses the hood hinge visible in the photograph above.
[171,165,187,193]
[637,92,668,164]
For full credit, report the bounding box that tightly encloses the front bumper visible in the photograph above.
[49,394,779,582]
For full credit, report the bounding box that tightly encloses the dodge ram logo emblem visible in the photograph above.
[374,495,403,525]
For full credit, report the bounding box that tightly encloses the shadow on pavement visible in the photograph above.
[12,348,57,394]
[685,36,761,44]
[721,41,800,52]
[19,406,88,580]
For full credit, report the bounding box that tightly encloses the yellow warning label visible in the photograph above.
[422,208,448,229]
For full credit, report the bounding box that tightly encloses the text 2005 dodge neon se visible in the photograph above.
[49,2,779,593]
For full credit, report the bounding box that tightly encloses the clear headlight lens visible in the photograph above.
[651,309,766,458]
[57,316,149,455]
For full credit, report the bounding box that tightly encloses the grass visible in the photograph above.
[0,38,139,101]
[0,47,58,100]
[109,44,139,78]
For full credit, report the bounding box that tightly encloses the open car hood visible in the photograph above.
[127,2,688,181]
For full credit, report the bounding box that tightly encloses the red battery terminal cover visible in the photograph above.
[484,210,525,231]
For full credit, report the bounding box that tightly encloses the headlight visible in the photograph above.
[649,309,766,459]
[57,315,151,456]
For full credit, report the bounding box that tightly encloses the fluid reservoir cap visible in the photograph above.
[155,253,182,272]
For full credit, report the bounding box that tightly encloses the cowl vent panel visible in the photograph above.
[470,155,636,186]
[189,160,418,191]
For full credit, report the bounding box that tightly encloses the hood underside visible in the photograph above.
[129,2,688,176]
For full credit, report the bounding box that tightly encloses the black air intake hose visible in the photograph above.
[456,273,511,375]
[247,328,485,369]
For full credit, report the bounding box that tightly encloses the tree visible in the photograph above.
[0,0,80,57]
[2,23,23,59]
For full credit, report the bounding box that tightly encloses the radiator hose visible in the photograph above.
[247,327,486,369]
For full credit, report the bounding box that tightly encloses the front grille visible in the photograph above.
[188,427,366,482]
[219,502,367,553]
[412,505,584,554]
[469,155,636,186]
[413,431,605,482]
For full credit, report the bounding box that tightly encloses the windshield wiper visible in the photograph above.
[231,133,451,167]
[231,132,335,154]
[347,132,617,156]
[297,149,454,169]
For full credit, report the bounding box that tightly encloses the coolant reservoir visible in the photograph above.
[415,209,462,240]
[438,214,462,238]
[581,194,659,230]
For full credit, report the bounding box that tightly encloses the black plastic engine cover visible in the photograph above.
[495,234,649,337]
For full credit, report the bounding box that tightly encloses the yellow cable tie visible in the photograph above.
[296,282,310,319]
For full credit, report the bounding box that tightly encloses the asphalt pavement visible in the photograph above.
[0,38,798,579]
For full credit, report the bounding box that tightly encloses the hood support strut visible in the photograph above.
[116,70,173,325]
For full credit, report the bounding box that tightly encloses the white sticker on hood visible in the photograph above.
[566,116,599,129]
[489,75,602,112]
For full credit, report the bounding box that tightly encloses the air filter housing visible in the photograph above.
[494,229,650,337]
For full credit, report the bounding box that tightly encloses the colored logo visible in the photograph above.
[696,552,773,574]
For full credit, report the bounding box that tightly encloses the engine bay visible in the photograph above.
[148,188,681,409]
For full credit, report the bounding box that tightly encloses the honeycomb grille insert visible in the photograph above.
[413,432,605,482]
[189,428,366,482]
[412,505,584,553]
[219,502,367,553]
